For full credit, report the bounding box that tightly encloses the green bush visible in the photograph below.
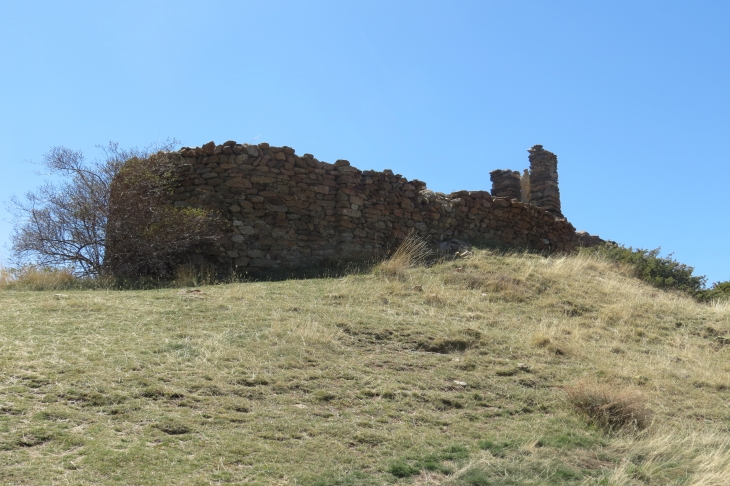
[700,281,730,302]
[580,244,706,296]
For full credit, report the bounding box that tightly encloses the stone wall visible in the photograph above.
[141,140,592,274]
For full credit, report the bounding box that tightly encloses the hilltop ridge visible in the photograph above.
[1,249,729,484]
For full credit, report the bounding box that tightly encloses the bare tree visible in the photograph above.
[7,140,181,277]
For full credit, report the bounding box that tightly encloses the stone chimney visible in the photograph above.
[489,169,522,200]
[527,145,562,217]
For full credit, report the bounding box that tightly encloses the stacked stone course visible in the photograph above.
[489,170,522,200]
[142,140,594,274]
[527,145,562,217]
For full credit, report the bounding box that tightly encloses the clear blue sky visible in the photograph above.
[1,1,728,284]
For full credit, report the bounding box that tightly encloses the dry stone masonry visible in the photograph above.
[489,170,522,200]
[122,141,601,274]
[527,145,562,217]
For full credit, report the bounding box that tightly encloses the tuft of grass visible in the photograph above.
[172,261,217,287]
[454,467,491,485]
[387,445,470,479]
[388,461,421,478]
[374,232,431,278]
[565,380,651,432]
[531,332,552,348]
[152,419,191,435]
[313,390,337,402]
[478,438,516,457]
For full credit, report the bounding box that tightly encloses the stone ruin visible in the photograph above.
[108,141,602,275]
[489,145,561,217]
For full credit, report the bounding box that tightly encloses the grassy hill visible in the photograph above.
[1,249,730,485]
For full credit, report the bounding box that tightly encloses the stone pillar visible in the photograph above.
[527,145,562,217]
[520,169,530,204]
[489,170,522,200]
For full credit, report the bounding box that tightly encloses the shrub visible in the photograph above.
[565,380,651,432]
[0,266,11,289]
[105,152,224,278]
[581,244,706,295]
[700,281,730,303]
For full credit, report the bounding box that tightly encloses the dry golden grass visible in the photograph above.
[606,425,730,486]
[0,265,10,288]
[374,232,432,278]
[1,249,729,484]
[0,265,78,290]
[172,261,217,287]
[565,380,651,431]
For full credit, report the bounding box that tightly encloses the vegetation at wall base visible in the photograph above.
[373,231,432,278]
[2,248,730,484]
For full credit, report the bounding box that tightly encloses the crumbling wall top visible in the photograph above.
[527,144,562,217]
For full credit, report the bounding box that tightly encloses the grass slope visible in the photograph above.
[1,251,730,485]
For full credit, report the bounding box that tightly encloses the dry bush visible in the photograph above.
[6,140,223,282]
[565,380,651,432]
[530,332,552,348]
[0,266,11,289]
[374,232,431,278]
[0,265,78,291]
[530,329,572,356]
